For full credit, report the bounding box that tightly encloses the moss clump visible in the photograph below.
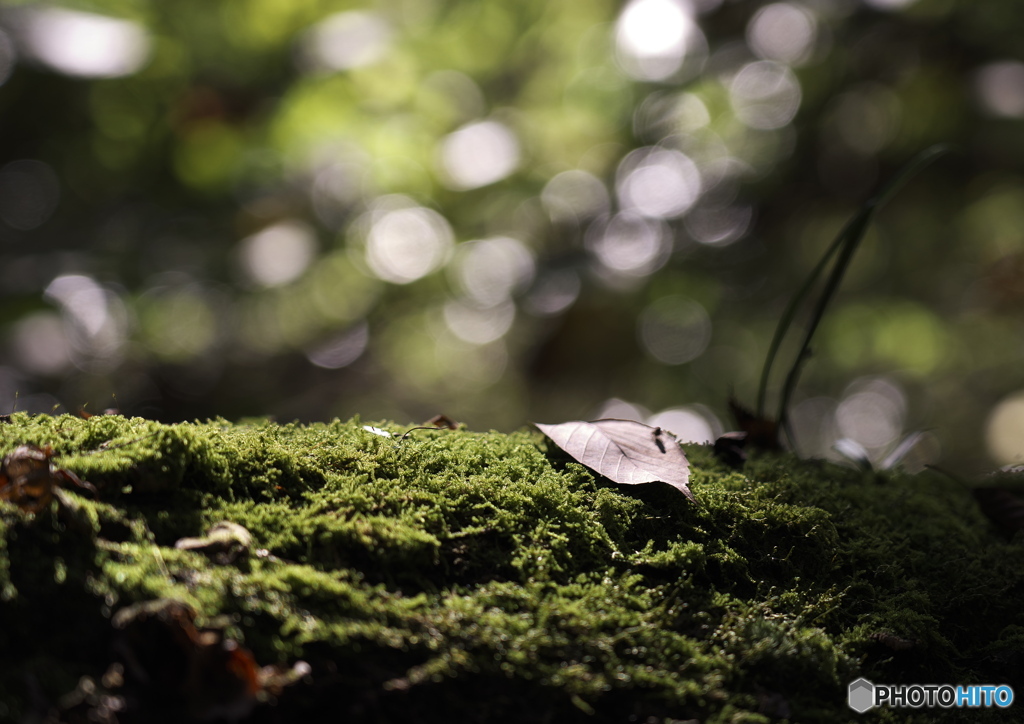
[0,414,1020,722]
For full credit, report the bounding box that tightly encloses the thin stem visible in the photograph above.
[755,217,853,417]
[776,210,872,427]
[773,145,949,430]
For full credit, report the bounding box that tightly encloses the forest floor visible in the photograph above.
[0,413,1021,723]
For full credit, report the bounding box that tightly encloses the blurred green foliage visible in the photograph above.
[2,0,1024,470]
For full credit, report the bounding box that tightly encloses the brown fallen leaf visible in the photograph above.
[728,398,781,451]
[111,599,259,721]
[110,598,308,720]
[78,406,120,419]
[0,444,97,513]
[174,521,254,565]
[535,419,694,501]
[425,413,459,429]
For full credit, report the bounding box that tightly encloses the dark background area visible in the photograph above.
[1,0,1024,471]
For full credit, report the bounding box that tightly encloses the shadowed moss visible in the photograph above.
[0,413,1020,723]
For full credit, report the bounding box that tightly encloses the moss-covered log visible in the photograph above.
[0,414,1021,723]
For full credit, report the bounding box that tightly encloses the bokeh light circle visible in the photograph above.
[22,8,150,78]
[541,170,610,224]
[615,0,706,81]
[986,391,1024,464]
[746,3,817,66]
[616,147,703,219]
[300,11,392,71]
[365,203,454,284]
[240,221,318,288]
[439,120,520,190]
[454,236,535,307]
[638,295,712,364]
[443,300,516,345]
[729,60,802,130]
[648,406,719,443]
[586,212,671,277]
[975,61,1024,119]
[835,378,905,451]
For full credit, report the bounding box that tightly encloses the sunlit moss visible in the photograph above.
[0,414,1020,722]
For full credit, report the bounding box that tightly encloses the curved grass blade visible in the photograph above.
[754,145,950,439]
[755,222,848,418]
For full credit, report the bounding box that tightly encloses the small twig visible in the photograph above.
[398,426,448,442]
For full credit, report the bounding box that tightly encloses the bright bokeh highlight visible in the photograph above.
[364,200,454,284]
[21,8,149,78]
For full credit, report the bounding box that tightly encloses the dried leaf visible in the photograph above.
[174,521,253,565]
[0,443,97,513]
[109,598,307,720]
[78,406,119,419]
[728,398,781,451]
[425,414,459,429]
[111,598,259,720]
[535,419,693,501]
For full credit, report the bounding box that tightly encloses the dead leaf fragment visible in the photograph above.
[425,414,459,429]
[535,419,694,501]
[114,598,259,720]
[729,398,781,451]
[0,443,97,513]
[110,598,308,721]
[174,521,254,565]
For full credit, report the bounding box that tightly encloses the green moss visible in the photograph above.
[0,414,1020,722]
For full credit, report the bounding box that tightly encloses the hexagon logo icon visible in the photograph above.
[848,677,874,713]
